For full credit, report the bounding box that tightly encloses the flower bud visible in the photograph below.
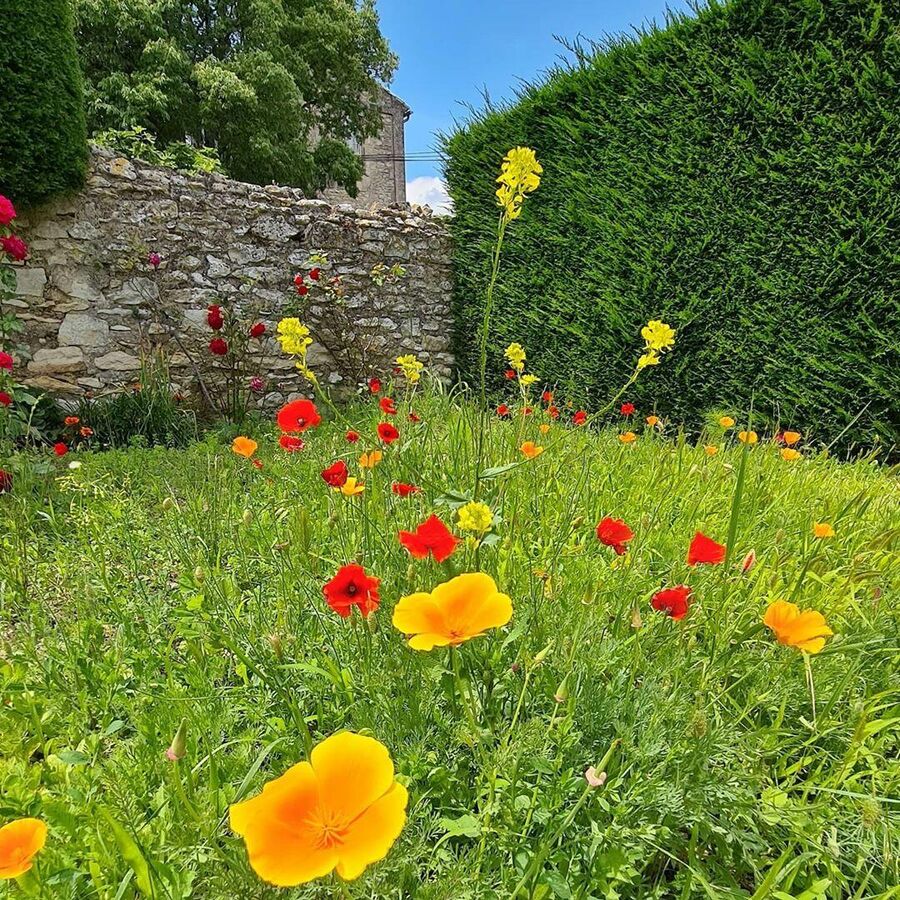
[165,719,187,762]
[631,606,643,629]
[193,566,205,584]
[532,642,553,666]
[554,675,570,704]
[570,515,584,529]
[584,766,607,788]
[162,497,174,511]
[268,634,284,660]
[242,508,253,526]
[741,549,757,573]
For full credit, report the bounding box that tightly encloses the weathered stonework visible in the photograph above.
[14,148,454,405]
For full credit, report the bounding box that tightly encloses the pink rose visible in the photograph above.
[0,195,16,225]
[0,235,28,261]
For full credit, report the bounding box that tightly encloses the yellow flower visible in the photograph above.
[738,430,758,444]
[637,351,660,370]
[359,450,382,469]
[232,436,258,458]
[646,415,660,427]
[276,318,313,357]
[539,423,550,435]
[496,147,542,220]
[763,600,832,654]
[704,445,719,456]
[504,342,526,373]
[640,320,676,352]
[519,373,538,387]
[341,477,365,497]
[780,448,801,461]
[719,416,735,428]
[395,354,424,384]
[457,501,493,533]
[619,431,637,444]
[520,441,544,459]
[813,522,835,538]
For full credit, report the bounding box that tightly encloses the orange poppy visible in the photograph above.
[392,572,512,651]
[783,430,801,445]
[704,445,719,456]
[813,522,835,538]
[340,477,365,497]
[230,732,407,886]
[646,415,660,427]
[64,416,80,426]
[780,448,801,461]
[738,430,758,445]
[520,441,544,459]
[719,416,735,428]
[359,450,382,469]
[0,818,47,879]
[618,431,637,444]
[232,436,258,458]
[763,600,832,654]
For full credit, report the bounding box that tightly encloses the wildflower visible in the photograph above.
[278,434,306,453]
[250,322,266,338]
[0,471,11,493]
[166,719,188,762]
[78,426,93,437]
[380,397,397,415]
[496,146,542,220]
[408,412,421,423]
[209,337,228,355]
[704,445,719,456]
[309,267,321,281]
[377,422,399,444]
[207,304,224,330]
[539,423,550,435]
[64,416,80,426]
[249,375,265,392]
[276,318,313,356]
[651,585,692,620]
[520,441,544,459]
[323,564,381,618]
[504,369,517,380]
[368,377,381,394]
[687,531,726,566]
[585,767,607,788]
[0,195,16,225]
[0,392,10,406]
[741,550,757,573]
[596,517,634,556]
[53,442,68,457]
[392,482,421,497]
[0,818,48,879]
[813,522,835,539]
[0,352,12,371]
[359,450,382,469]
[541,390,553,404]
[321,461,349,487]
[522,406,533,416]
[232,436,258,458]
[619,431,637,444]
[637,351,660,369]
[148,251,161,268]
[763,600,832,654]
[547,405,559,419]
[398,514,459,562]
[396,354,424,384]
[497,404,510,417]
[641,319,676,352]
[783,430,801,445]
[457,501,493,533]
[572,410,587,426]
[520,373,538,387]
[0,236,28,261]
[68,461,82,470]
[393,572,512,649]
[620,402,635,416]
[504,342,526,373]
[719,416,735,428]
[646,415,660,427]
[230,731,407,885]
[346,430,360,443]
[277,399,321,433]
[340,477,365,497]
[738,430,758,444]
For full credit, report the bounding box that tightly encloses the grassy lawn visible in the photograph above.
[1,387,897,898]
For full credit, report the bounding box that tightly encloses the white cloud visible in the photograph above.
[406,176,453,216]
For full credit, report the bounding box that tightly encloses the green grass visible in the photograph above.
[1,383,898,898]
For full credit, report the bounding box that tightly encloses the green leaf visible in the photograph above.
[56,749,91,765]
[100,809,153,896]
[438,813,481,838]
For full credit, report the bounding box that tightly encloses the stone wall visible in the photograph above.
[13,148,453,406]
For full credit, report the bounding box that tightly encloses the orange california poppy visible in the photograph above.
[232,436,258,458]
[738,430,758,444]
[618,431,637,444]
[230,732,407,886]
[763,600,832,654]
[0,818,47,879]
[783,430,801,445]
[646,415,660,427]
[520,441,544,459]
[813,522,835,538]
[719,416,735,428]
[359,450,382,469]
[538,423,550,435]
[780,448,801,461]
[704,445,719,456]
[392,572,512,651]
[340,477,365,497]
[64,416,80,427]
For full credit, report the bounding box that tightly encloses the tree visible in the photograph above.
[73,0,397,195]
[0,0,89,208]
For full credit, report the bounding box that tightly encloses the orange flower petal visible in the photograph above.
[431,573,512,639]
[334,783,409,881]
[0,818,47,879]
[392,592,447,639]
[407,631,454,651]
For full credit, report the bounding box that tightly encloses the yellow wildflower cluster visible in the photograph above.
[496,147,542,221]
[637,319,676,370]
[276,318,318,385]
[457,501,494,533]
[504,342,526,372]
[396,354,424,384]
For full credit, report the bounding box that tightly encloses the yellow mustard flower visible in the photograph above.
[504,342,526,373]
[641,320,676,352]
[396,354,424,384]
[276,318,313,356]
[457,501,493,533]
[813,522,835,538]
[520,373,538,387]
[496,147,542,220]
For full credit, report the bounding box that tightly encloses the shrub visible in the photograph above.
[0,0,88,207]
[443,0,900,452]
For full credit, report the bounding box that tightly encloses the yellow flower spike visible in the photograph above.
[341,477,365,497]
[719,416,735,428]
[640,320,676,352]
[276,318,313,356]
[813,522,835,539]
[519,373,538,387]
[780,448,802,461]
[496,147,542,220]
[520,441,544,459]
[763,600,832,654]
[637,351,659,370]
[359,450,382,469]
[504,342,526,373]
[457,501,493,533]
[395,354,424,384]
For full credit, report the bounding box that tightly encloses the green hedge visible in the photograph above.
[0,0,88,208]
[444,0,900,452]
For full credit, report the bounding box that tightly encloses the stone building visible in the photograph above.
[323,87,411,208]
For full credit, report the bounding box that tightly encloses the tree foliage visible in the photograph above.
[444,0,900,452]
[73,0,397,195]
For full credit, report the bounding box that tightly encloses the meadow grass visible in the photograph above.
[1,383,898,899]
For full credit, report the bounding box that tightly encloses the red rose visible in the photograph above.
[0,235,28,261]
[651,585,693,620]
[323,564,381,618]
[687,531,726,566]
[209,337,228,355]
[368,377,381,394]
[207,305,224,330]
[321,460,349,487]
[0,195,16,225]
[391,482,421,497]
[497,404,510,417]
[0,352,13,371]
[398,514,459,562]
[572,410,587,426]
[0,470,11,493]
[377,422,399,444]
[276,398,321,433]
[596,516,634,556]
[620,402,635,416]
[309,267,321,281]
[53,442,68,457]
[379,397,397,415]
[0,391,11,407]
[279,435,305,452]
[345,430,360,443]
[249,322,266,338]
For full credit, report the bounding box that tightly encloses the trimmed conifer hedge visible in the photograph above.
[444,0,900,451]
[0,0,88,208]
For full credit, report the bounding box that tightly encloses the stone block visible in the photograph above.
[58,313,110,348]
[27,346,85,375]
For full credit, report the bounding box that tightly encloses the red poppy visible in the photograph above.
[346,430,360,443]
[541,390,553,404]
[309,267,321,281]
[377,422,399,444]
[504,369,517,380]
[687,531,726,566]
[368,377,381,394]
[522,406,533,416]
[408,412,421,423]
[209,337,228,355]
[79,426,93,437]
[392,482,421,497]
[596,516,634,555]
[572,410,587,426]
[0,470,11,493]
[276,399,321,433]
[207,305,224,330]
[53,442,68,457]
[398,514,459,562]
[547,406,560,420]
[249,322,266,338]
[323,564,381,618]
[279,435,305,452]
[251,458,264,470]
[321,460,349,487]
[0,351,13,370]
[380,397,397,415]
[0,391,10,407]
[620,402,635,416]
[497,404,510,417]
[651,585,692,620]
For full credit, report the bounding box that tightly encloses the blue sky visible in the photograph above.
[375,0,692,211]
